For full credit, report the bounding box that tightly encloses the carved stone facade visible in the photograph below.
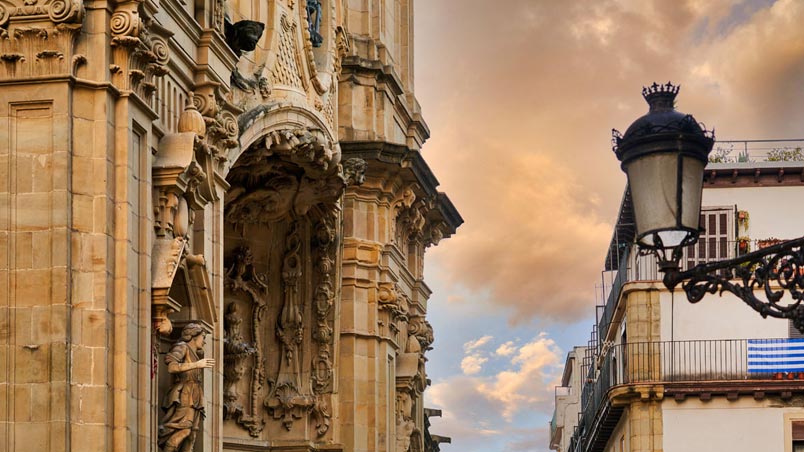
[0,0,460,451]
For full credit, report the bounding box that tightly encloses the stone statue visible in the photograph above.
[158,323,215,452]
[306,0,323,47]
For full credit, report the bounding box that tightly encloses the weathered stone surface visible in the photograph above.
[0,1,461,451]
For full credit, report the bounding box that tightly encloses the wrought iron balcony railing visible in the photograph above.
[570,338,804,452]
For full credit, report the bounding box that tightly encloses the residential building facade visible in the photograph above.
[0,0,461,451]
[550,144,804,452]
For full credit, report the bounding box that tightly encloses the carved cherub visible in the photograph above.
[158,323,215,452]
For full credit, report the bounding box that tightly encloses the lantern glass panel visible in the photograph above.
[627,152,678,245]
[681,155,705,234]
[626,151,703,249]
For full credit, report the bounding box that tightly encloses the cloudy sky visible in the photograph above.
[413,1,804,450]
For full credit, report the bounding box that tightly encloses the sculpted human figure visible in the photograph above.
[159,323,216,452]
[306,0,323,47]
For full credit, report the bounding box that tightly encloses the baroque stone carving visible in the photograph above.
[270,14,304,89]
[225,247,269,437]
[0,24,83,79]
[226,127,364,225]
[396,391,416,452]
[310,211,337,435]
[109,2,172,101]
[0,0,83,28]
[158,323,215,452]
[223,302,256,421]
[266,221,317,431]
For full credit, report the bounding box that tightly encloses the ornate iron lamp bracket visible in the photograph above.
[653,236,804,333]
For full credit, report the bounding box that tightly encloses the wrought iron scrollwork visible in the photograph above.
[660,236,804,333]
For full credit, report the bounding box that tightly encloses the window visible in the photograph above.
[684,206,735,271]
[793,421,804,451]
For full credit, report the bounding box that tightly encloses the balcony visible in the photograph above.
[597,238,761,346]
[569,338,804,452]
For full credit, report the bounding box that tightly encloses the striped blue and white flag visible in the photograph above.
[747,338,804,373]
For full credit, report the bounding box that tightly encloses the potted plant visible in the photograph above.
[737,236,750,254]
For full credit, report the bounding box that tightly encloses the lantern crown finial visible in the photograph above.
[642,81,679,112]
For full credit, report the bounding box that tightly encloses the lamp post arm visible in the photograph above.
[659,236,804,333]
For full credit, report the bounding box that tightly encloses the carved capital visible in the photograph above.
[109,5,172,101]
[0,24,82,79]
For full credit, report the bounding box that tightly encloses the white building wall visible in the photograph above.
[659,290,788,342]
[701,185,804,241]
[663,398,802,452]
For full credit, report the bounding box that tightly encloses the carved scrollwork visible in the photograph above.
[311,212,337,431]
[47,0,81,23]
[110,9,140,37]
[225,247,269,437]
[266,222,316,431]
[109,5,171,101]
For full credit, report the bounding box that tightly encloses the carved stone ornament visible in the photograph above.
[109,1,172,101]
[0,0,85,81]
[0,0,83,28]
[226,126,365,225]
[223,302,256,422]
[265,222,318,431]
[224,247,269,437]
[309,211,337,435]
[158,323,215,452]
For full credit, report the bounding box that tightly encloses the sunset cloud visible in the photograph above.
[495,341,516,357]
[417,1,804,449]
[429,335,563,423]
[463,335,494,353]
[418,0,804,326]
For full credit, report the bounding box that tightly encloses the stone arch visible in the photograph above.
[229,101,337,175]
[219,99,363,442]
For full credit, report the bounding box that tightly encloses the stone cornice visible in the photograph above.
[340,56,429,144]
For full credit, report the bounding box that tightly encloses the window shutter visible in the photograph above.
[683,206,736,271]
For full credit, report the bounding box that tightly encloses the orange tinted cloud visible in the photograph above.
[417,0,804,323]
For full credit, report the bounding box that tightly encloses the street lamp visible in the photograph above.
[614,82,804,332]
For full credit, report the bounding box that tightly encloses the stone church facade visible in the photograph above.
[0,0,461,451]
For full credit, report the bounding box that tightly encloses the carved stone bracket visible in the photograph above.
[224,247,269,437]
